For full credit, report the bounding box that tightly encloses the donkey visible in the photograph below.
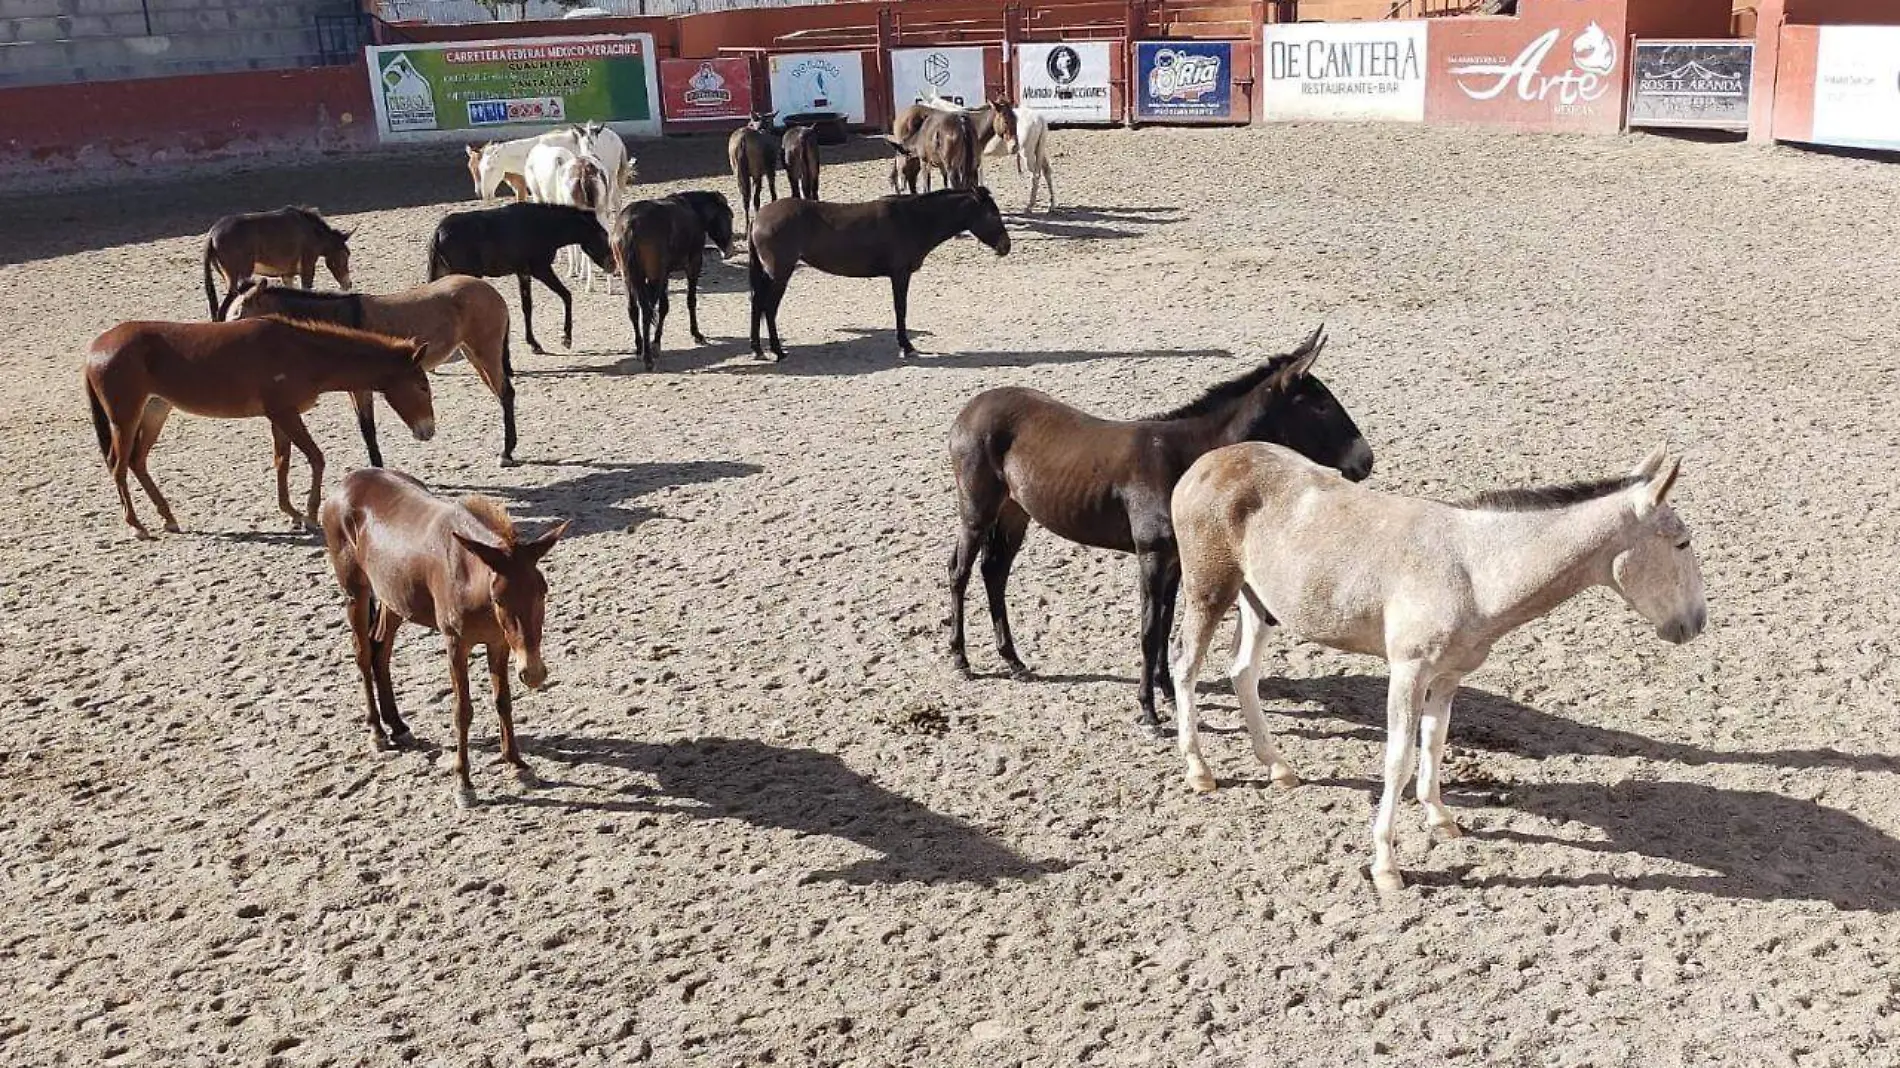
[222,275,518,466]
[1168,444,1706,895]
[525,142,613,292]
[465,127,586,203]
[320,467,569,809]
[727,111,780,233]
[748,187,1010,362]
[202,206,353,319]
[887,109,980,192]
[84,317,434,538]
[947,327,1372,726]
[920,93,1020,176]
[426,203,614,355]
[781,125,822,201]
[614,191,736,369]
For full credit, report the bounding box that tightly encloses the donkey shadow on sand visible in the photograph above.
[519,734,1067,888]
[438,458,763,538]
[1254,674,1900,911]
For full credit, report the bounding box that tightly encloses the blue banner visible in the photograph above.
[1136,41,1234,121]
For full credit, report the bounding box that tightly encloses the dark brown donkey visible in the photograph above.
[945,327,1375,727]
[202,206,353,319]
[84,317,435,538]
[426,202,614,356]
[613,190,736,369]
[320,467,569,809]
[727,111,780,233]
[748,187,1010,361]
[781,125,822,200]
[223,275,519,466]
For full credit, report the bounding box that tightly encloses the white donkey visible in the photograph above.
[1168,443,1707,896]
[524,142,612,293]
[465,127,587,204]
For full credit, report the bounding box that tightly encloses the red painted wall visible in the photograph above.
[1770,23,1818,142]
[1425,0,1631,135]
[0,64,373,180]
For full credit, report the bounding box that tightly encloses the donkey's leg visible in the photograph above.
[1371,661,1430,896]
[487,643,535,785]
[1231,595,1297,787]
[464,335,517,466]
[686,253,709,345]
[1153,553,1182,701]
[1415,672,1464,840]
[372,610,410,742]
[760,270,792,361]
[766,170,778,202]
[891,271,918,359]
[979,501,1033,678]
[650,279,671,363]
[1133,547,1176,729]
[1169,585,1227,794]
[636,283,658,370]
[528,264,575,349]
[625,269,646,362]
[269,423,300,529]
[351,389,384,468]
[947,452,1007,678]
[99,393,151,538]
[444,630,478,809]
[272,412,326,531]
[343,579,388,751]
[128,399,179,533]
[516,274,546,355]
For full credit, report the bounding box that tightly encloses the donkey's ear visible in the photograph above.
[1645,457,1681,510]
[467,144,482,158]
[453,532,514,574]
[1629,442,1668,479]
[521,519,571,563]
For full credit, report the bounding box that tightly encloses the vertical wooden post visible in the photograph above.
[1747,0,1786,143]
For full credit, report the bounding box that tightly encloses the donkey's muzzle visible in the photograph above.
[993,233,1012,256]
[1659,607,1706,645]
[1340,439,1374,483]
[520,658,549,690]
[412,418,436,442]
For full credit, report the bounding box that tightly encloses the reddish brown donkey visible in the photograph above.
[84,317,435,538]
[319,467,569,808]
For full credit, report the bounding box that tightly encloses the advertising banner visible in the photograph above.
[1811,25,1900,152]
[1427,3,1628,134]
[892,46,988,109]
[767,50,867,125]
[659,57,754,124]
[1261,20,1427,122]
[1135,41,1235,122]
[1626,41,1753,131]
[1017,41,1115,123]
[365,34,661,142]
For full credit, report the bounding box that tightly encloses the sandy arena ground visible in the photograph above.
[3,124,1900,1067]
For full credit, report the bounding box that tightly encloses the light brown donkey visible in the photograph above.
[84,317,436,538]
[202,206,354,319]
[319,467,569,809]
[222,276,518,465]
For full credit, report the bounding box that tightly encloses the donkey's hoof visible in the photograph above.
[1269,764,1302,789]
[454,784,478,810]
[132,527,154,541]
[1185,767,1218,794]
[369,732,393,753]
[510,763,539,787]
[1429,820,1463,843]
[950,655,973,679]
[499,456,520,469]
[1006,662,1034,682]
[1371,869,1407,897]
[162,520,182,534]
[691,333,709,346]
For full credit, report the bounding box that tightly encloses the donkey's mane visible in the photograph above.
[459,495,518,547]
[242,280,355,303]
[256,313,410,353]
[1458,475,1642,512]
[1149,352,1302,421]
[290,206,346,239]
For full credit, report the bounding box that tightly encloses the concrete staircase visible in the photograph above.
[0,0,352,87]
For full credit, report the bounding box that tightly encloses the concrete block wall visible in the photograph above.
[0,0,351,86]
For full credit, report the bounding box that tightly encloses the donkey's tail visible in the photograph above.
[201,237,220,320]
[85,377,112,461]
[501,331,514,380]
[425,234,448,283]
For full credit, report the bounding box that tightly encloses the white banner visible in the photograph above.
[1017,41,1114,123]
[892,46,987,109]
[1261,20,1428,123]
[768,50,867,125]
[1812,25,1900,151]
